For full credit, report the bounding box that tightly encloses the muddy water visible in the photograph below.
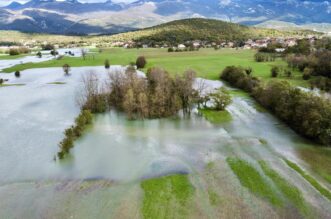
[0,67,330,218]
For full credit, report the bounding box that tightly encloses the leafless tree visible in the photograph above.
[81,48,87,60]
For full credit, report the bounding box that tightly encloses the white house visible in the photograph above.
[178,44,186,49]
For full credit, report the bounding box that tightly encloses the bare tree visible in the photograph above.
[81,48,87,60]
[62,64,71,76]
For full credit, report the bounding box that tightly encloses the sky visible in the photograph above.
[0,0,136,6]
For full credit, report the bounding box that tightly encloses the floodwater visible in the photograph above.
[0,48,87,71]
[0,66,330,218]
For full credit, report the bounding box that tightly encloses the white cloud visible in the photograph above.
[0,0,136,7]
[219,0,231,6]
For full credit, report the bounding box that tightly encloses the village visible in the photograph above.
[0,35,320,56]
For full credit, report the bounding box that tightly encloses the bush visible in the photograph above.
[104,59,110,69]
[303,67,312,80]
[42,44,54,50]
[15,71,20,78]
[255,52,276,62]
[0,78,3,84]
[284,69,292,78]
[310,77,331,92]
[50,50,58,56]
[9,48,19,56]
[136,56,147,69]
[271,66,280,78]
[36,51,42,58]
[168,47,174,52]
[220,66,260,92]
[209,88,232,110]
[62,64,71,75]
[57,110,93,159]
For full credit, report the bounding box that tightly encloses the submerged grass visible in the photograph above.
[284,159,331,201]
[141,174,194,219]
[296,146,331,185]
[199,109,232,124]
[0,83,25,87]
[259,160,310,216]
[226,157,282,207]
[47,82,66,85]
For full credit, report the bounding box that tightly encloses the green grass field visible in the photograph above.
[226,157,283,207]
[1,48,309,87]
[141,174,194,219]
[0,54,29,60]
[199,109,232,124]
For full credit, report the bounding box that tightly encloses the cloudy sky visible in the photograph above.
[0,0,136,6]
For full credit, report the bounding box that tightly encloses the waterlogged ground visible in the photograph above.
[0,48,87,72]
[0,67,330,218]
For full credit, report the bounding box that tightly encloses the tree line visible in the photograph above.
[220,66,331,146]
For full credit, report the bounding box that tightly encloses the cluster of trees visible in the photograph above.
[253,81,331,146]
[77,72,108,114]
[220,66,331,146]
[270,66,292,78]
[108,67,197,119]
[8,47,30,56]
[220,66,259,92]
[254,52,276,62]
[286,50,331,91]
[57,110,93,159]
[42,44,55,50]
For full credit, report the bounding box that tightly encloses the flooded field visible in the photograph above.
[0,66,330,218]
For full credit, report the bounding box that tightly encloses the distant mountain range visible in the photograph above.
[0,0,330,35]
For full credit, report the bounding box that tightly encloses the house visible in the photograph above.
[193,42,200,48]
[275,48,285,53]
[178,44,186,49]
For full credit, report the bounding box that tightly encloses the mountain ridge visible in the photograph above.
[1,0,330,35]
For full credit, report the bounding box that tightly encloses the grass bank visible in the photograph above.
[199,108,232,124]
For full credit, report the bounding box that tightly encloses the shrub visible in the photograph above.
[62,64,71,75]
[168,47,174,52]
[104,59,110,69]
[0,78,3,84]
[57,110,93,159]
[42,44,54,50]
[136,56,147,69]
[18,47,30,54]
[271,66,280,78]
[310,77,331,92]
[284,69,292,78]
[36,51,42,58]
[220,66,260,92]
[209,88,232,111]
[9,48,19,56]
[15,71,20,78]
[50,50,58,56]
[303,67,312,80]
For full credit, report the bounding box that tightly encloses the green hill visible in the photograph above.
[0,18,320,46]
[116,18,319,44]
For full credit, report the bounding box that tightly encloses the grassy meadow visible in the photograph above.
[1,48,309,87]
